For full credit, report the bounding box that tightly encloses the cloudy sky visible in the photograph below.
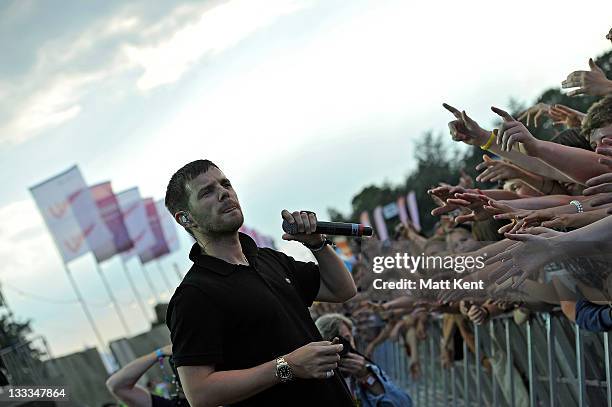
[1,0,611,358]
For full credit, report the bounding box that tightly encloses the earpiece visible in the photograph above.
[181,215,190,224]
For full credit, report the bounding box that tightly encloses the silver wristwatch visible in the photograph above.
[275,357,294,383]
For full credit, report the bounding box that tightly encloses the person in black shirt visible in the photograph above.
[164,160,357,406]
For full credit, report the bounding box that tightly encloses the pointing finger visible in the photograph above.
[443,103,462,119]
[491,106,514,122]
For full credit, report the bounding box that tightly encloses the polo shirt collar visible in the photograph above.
[189,232,259,275]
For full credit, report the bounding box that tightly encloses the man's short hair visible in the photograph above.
[582,95,612,140]
[165,159,219,237]
[315,313,354,341]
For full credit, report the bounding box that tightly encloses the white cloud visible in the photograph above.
[0,200,55,277]
[0,0,309,146]
[124,0,309,90]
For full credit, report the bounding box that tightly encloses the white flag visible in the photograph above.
[116,188,156,260]
[407,191,421,231]
[30,166,115,263]
[156,199,180,253]
[373,206,389,241]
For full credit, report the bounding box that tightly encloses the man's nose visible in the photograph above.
[218,188,230,200]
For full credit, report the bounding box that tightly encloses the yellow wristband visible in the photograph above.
[480,130,496,150]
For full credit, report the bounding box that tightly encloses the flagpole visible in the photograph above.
[63,263,106,350]
[155,260,174,292]
[139,262,160,303]
[120,259,152,323]
[173,262,184,281]
[95,262,131,336]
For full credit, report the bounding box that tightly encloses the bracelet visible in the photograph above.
[569,200,584,213]
[480,130,496,151]
[302,237,333,252]
[155,349,165,359]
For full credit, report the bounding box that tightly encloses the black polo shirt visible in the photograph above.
[166,233,353,407]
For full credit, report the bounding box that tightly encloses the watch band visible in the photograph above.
[275,357,294,383]
[302,237,333,252]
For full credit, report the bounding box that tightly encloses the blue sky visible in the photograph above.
[1,0,611,357]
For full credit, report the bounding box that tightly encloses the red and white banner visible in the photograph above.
[407,191,421,231]
[155,199,180,254]
[30,166,115,263]
[139,198,170,264]
[115,188,156,261]
[372,206,389,241]
[91,182,133,255]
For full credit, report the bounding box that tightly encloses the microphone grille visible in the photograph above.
[282,220,298,235]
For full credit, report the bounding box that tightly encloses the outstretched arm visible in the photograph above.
[491,106,610,184]
[106,345,171,407]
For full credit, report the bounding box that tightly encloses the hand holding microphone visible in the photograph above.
[280,209,373,247]
[280,210,326,247]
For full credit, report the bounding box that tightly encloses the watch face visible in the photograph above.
[278,364,292,379]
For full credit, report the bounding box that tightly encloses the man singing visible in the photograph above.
[164,160,357,406]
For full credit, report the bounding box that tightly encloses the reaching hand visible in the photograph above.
[584,172,612,195]
[541,212,595,230]
[491,107,540,155]
[475,155,526,183]
[562,58,612,97]
[459,169,475,189]
[446,192,497,223]
[428,185,467,203]
[443,103,490,146]
[485,233,559,288]
[493,205,558,233]
[467,304,489,325]
[596,138,612,169]
[584,172,612,207]
[549,104,585,128]
[428,185,468,216]
[517,103,551,128]
[516,226,564,238]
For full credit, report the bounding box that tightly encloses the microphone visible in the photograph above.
[282,220,373,237]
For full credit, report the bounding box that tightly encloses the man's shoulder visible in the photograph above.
[166,267,209,321]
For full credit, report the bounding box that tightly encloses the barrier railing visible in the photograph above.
[370,312,610,406]
[0,335,57,386]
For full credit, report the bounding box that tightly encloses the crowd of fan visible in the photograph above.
[308,25,612,405]
[105,27,612,407]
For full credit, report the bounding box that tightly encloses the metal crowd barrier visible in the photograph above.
[370,313,611,406]
[0,335,57,386]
